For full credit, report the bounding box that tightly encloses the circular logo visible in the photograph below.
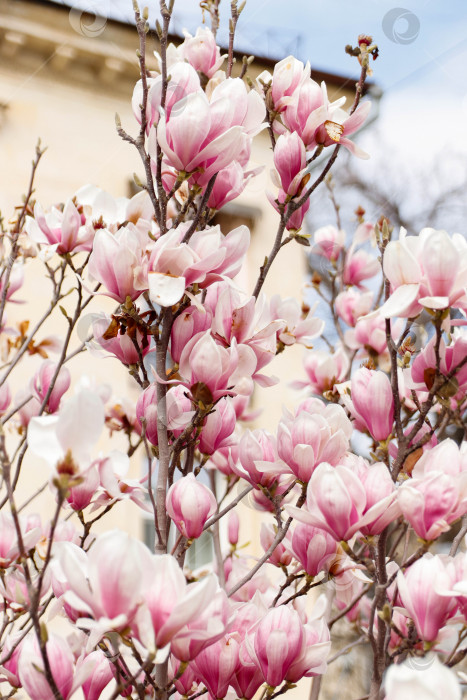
[69,2,108,38]
[405,652,436,672]
[382,8,420,45]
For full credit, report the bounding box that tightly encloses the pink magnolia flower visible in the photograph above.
[205,443,238,477]
[397,439,467,539]
[0,568,42,613]
[344,313,389,360]
[18,633,76,700]
[0,382,11,415]
[412,438,467,478]
[192,77,265,177]
[208,284,284,387]
[89,313,152,366]
[148,223,250,307]
[438,548,467,621]
[166,473,217,539]
[350,367,394,441]
[385,653,461,700]
[285,612,330,682]
[0,512,41,568]
[268,188,310,232]
[268,55,311,113]
[96,452,151,513]
[136,384,194,446]
[192,635,240,699]
[313,225,346,261]
[233,428,279,488]
[105,396,138,435]
[278,74,324,137]
[198,397,237,455]
[27,387,105,484]
[273,400,352,482]
[354,221,376,244]
[412,438,467,479]
[410,333,467,395]
[417,229,467,310]
[31,360,71,413]
[379,227,467,318]
[178,331,247,403]
[342,246,380,287]
[76,650,114,700]
[74,184,129,231]
[135,555,220,652]
[170,305,213,365]
[311,98,371,158]
[180,26,225,77]
[154,86,248,182]
[227,599,269,698]
[273,132,307,196]
[260,523,293,567]
[341,454,401,537]
[248,606,305,688]
[286,461,400,541]
[228,511,240,546]
[0,263,23,303]
[26,199,93,254]
[170,587,231,661]
[294,347,350,394]
[88,224,148,303]
[169,657,198,697]
[335,288,374,327]
[232,650,265,700]
[207,160,256,210]
[56,531,152,647]
[398,470,467,541]
[270,296,324,347]
[66,463,100,511]
[132,62,201,130]
[397,554,456,642]
[287,522,337,577]
[135,383,158,445]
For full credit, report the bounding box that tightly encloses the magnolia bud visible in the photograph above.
[166,474,217,539]
[228,510,240,546]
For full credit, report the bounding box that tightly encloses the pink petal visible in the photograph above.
[148,272,186,307]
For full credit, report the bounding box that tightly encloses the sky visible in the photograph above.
[170,0,467,160]
[52,0,467,194]
[54,0,467,160]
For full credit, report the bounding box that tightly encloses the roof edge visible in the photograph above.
[28,0,374,92]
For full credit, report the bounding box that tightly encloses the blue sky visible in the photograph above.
[169,1,467,88]
[170,0,467,159]
[53,0,467,159]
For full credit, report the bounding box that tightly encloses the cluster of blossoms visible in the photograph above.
[0,4,466,700]
[260,55,371,232]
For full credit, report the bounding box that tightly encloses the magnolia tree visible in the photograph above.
[0,2,466,700]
